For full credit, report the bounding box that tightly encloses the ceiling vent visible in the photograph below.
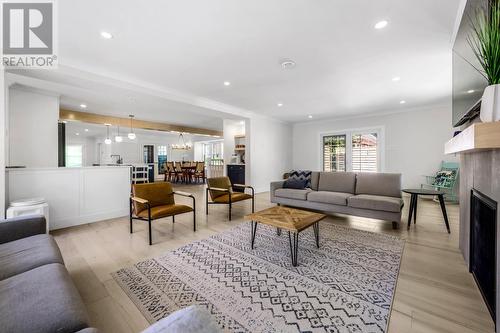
[281,59,296,69]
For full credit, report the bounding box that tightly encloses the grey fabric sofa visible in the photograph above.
[271,172,403,228]
[0,215,96,333]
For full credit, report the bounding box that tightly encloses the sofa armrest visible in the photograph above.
[270,180,285,202]
[0,215,47,244]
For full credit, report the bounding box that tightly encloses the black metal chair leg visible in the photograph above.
[129,198,133,233]
[192,198,196,232]
[228,203,232,221]
[193,210,196,232]
[148,220,152,245]
[438,195,451,234]
[205,188,209,215]
[277,228,281,236]
[148,205,152,245]
[252,196,255,213]
[172,215,175,223]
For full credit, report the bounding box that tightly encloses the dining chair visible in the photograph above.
[194,162,205,183]
[130,182,196,245]
[174,162,184,182]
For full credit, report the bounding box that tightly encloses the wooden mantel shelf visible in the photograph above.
[445,121,500,154]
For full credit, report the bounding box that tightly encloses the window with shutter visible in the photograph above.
[351,133,378,172]
[321,128,382,173]
[323,135,346,172]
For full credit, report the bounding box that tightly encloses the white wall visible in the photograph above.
[0,71,5,217]
[292,105,456,188]
[248,115,293,192]
[8,87,59,167]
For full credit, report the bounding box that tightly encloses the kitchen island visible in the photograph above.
[6,166,131,230]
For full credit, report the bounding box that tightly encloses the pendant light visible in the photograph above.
[104,124,112,145]
[128,115,136,140]
[115,124,123,142]
[171,133,192,150]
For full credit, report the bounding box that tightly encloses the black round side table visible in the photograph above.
[402,189,450,233]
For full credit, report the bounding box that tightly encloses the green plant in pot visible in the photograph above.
[469,0,500,122]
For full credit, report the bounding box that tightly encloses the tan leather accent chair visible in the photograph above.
[130,182,195,245]
[206,177,254,220]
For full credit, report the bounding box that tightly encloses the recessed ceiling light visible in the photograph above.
[80,104,87,108]
[400,100,406,104]
[277,103,283,107]
[223,81,231,86]
[375,20,388,29]
[392,77,401,82]
[308,115,313,119]
[84,129,89,132]
[467,89,475,94]
[100,31,113,39]
[75,133,80,136]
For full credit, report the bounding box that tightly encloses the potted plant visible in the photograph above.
[469,0,500,122]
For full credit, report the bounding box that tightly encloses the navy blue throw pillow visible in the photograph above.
[288,170,312,188]
[283,179,307,189]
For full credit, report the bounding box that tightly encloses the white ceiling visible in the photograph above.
[9,0,461,123]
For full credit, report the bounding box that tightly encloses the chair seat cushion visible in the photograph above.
[213,193,253,203]
[0,263,90,333]
[348,194,403,213]
[0,234,64,280]
[274,188,311,201]
[307,191,351,206]
[137,204,193,219]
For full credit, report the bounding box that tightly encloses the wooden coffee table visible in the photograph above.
[245,206,326,266]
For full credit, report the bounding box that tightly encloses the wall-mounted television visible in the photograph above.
[452,0,489,127]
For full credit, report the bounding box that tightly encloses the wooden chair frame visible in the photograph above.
[205,184,255,221]
[130,191,196,245]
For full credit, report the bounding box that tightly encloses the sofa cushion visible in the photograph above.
[0,263,90,333]
[275,188,311,201]
[348,194,403,213]
[307,191,351,206]
[0,234,64,280]
[310,172,320,191]
[355,173,402,198]
[141,305,222,333]
[318,172,356,193]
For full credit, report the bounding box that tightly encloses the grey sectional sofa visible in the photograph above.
[271,172,403,228]
[0,215,96,333]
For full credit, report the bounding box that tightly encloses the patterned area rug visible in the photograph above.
[113,222,404,332]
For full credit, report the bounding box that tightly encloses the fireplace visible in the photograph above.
[470,189,497,324]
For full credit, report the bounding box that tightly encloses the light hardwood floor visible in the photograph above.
[52,184,495,333]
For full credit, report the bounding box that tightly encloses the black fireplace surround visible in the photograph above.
[470,189,497,324]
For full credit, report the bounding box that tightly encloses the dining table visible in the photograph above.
[180,165,197,184]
